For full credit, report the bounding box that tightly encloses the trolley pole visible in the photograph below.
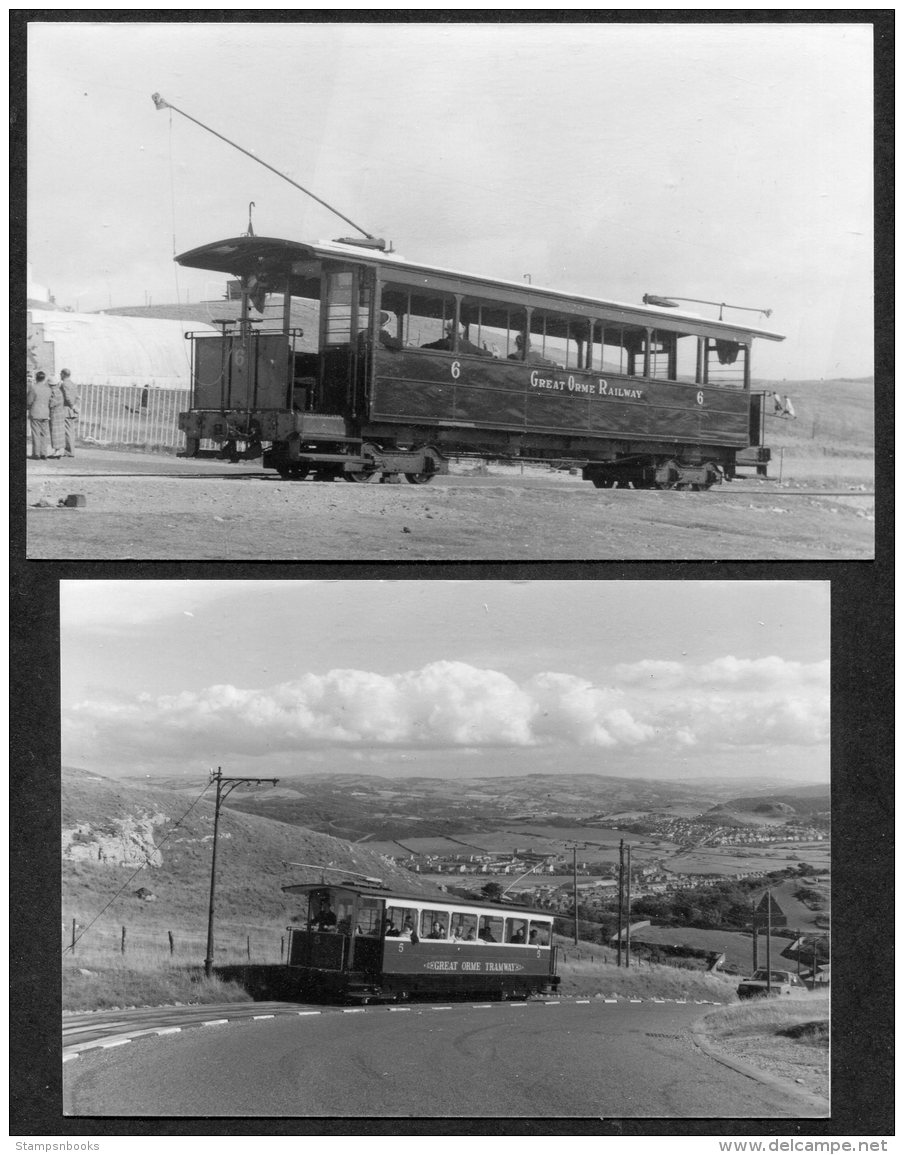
[572,847,579,946]
[616,839,624,967]
[204,767,278,978]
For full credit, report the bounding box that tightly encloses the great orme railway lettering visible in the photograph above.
[528,369,644,399]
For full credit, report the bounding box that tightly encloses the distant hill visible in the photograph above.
[61,766,443,944]
[708,785,830,823]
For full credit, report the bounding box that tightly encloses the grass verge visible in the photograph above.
[63,955,251,1012]
[698,993,829,1101]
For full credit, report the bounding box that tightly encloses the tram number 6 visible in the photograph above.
[696,390,704,406]
[451,360,461,380]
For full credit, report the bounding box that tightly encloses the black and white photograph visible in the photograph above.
[23,18,875,561]
[56,578,834,1119]
[11,12,891,1148]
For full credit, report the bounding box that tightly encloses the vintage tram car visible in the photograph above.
[283,881,560,1003]
[175,235,785,488]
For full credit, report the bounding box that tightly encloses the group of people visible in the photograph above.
[377,314,557,366]
[26,368,79,460]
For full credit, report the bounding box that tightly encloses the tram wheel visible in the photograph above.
[344,469,377,483]
[404,472,434,485]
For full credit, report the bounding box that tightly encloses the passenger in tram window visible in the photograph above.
[528,928,539,945]
[422,320,492,357]
[310,897,338,932]
[384,917,399,937]
[401,917,419,943]
[465,927,477,941]
[426,920,446,940]
[377,311,403,351]
[508,333,555,366]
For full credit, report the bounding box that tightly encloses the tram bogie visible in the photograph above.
[175,235,785,488]
[282,882,560,1004]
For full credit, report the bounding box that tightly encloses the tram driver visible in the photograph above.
[309,897,338,932]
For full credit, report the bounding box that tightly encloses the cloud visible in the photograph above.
[63,656,829,771]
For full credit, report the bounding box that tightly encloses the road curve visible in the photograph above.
[63,998,826,1119]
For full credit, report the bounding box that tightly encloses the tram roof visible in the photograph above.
[175,235,785,343]
[282,880,553,918]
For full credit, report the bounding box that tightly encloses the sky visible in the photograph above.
[26,19,874,381]
[60,579,830,783]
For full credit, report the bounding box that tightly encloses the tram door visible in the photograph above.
[317,265,373,417]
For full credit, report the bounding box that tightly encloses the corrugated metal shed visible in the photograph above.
[26,310,218,389]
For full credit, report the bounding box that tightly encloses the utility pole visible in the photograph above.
[765,888,772,995]
[204,767,278,977]
[616,839,624,967]
[572,847,579,946]
[625,842,632,969]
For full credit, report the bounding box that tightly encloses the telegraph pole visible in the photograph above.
[765,888,773,994]
[572,847,579,946]
[204,767,279,977]
[616,839,624,966]
[625,842,632,969]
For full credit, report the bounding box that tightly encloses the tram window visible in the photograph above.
[478,915,503,943]
[356,897,383,937]
[674,332,699,383]
[307,890,339,932]
[603,329,629,375]
[385,906,418,940]
[450,912,478,942]
[504,918,528,944]
[528,921,550,946]
[323,271,354,345]
[421,910,450,939]
[647,331,675,381]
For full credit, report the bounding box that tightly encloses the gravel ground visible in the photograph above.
[25,449,874,561]
[702,1028,829,1101]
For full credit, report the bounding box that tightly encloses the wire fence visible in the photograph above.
[62,919,288,964]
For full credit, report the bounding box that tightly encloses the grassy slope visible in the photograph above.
[760,378,873,458]
[699,992,830,1101]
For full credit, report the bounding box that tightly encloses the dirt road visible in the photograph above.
[25,449,874,561]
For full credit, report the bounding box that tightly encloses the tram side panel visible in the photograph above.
[369,349,751,459]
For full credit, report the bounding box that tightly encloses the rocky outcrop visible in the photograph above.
[61,811,168,867]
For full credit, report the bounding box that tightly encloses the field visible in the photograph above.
[667,841,830,876]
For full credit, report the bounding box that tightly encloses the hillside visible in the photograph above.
[61,766,444,952]
[757,377,873,465]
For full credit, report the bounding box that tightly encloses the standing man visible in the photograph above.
[26,370,57,459]
[59,368,80,457]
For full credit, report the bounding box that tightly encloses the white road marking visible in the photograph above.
[431,1006,453,1011]
[100,1039,131,1048]
[509,1002,528,1007]
[155,1027,181,1035]
[629,998,642,1003]
[604,998,617,1003]
[576,999,591,1004]
[342,1008,366,1014]
[63,1053,79,1062]
[252,1014,275,1020]
[543,1001,560,1006]
[388,1007,411,1012]
[472,1004,493,1009]
[296,1010,321,1016]
[202,1019,229,1026]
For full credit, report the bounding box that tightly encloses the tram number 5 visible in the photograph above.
[696,390,704,406]
[451,360,461,380]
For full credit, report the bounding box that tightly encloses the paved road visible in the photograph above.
[63,998,824,1119]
